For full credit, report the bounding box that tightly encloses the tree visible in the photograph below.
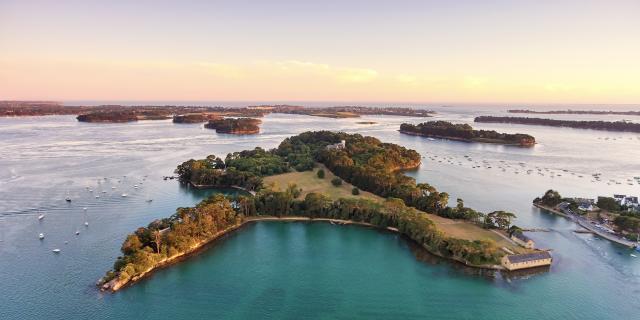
[352,187,360,195]
[597,197,620,212]
[331,178,342,186]
[317,169,325,179]
[152,230,162,254]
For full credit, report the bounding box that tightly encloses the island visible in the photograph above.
[98,131,550,292]
[263,105,434,118]
[509,109,640,116]
[204,118,262,134]
[400,121,536,146]
[172,113,221,124]
[475,116,640,133]
[533,190,639,247]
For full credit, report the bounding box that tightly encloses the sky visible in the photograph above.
[1,0,640,105]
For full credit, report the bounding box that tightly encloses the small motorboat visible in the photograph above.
[121,193,127,197]
[111,186,116,189]
[84,221,89,227]
[75,230,80,235]
[146,199,153,203]
[83,207,87,211]
[39,233,45,240]
[52,249,61,253]
[95,195,100,198]
[631,254,637,258]
[38,214,45,220]
[65,197,71,202]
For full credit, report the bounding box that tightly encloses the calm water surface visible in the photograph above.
[1,107,639,319]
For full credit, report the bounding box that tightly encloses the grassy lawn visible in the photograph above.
[263,164,379,202]
[264,164,525,252]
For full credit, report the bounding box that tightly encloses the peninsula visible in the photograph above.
[509,109,640,116]
[204,118,262,134]
[400,121,535,146]
[99,131,549,292]
[475,116,640,133]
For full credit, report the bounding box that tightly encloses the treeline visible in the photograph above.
[204,118,261,134]
[475,116,640,133]
[400,121,535,146]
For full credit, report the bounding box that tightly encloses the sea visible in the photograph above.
[1,104,639,319]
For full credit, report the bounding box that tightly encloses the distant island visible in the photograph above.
[172,113,220,124]
[475,116,640,133]
[509,109,640,116]
[98,131,549,292]
[1,101,434,119]
[204,118,262,134]
[400,121,535,146]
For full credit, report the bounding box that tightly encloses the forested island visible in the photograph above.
[509,109,640,116]
[204,118,262,134]
[475,116,640,133]
[172,113,220,124]
[99,131,542,292]
[400,121,535,146]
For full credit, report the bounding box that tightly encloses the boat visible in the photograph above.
[75,230,80,235]
[146,199,153,203]
[84,222,89,226]
[111,186,116,189]
[52,249,60,253]
[39,233,44,240]
[121,193,127,197]
[95,195,100,198]
[631,253,638,258]
[38,214,45,220]
[65,196,71,202]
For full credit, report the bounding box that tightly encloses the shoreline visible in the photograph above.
[100,216,503,292]
[399,130,534,147]
[533,203,637,248]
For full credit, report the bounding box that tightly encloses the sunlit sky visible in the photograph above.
[1,0,640,104]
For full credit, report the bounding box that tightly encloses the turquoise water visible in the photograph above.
[1,109,640,319]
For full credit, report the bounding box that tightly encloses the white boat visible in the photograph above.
[631,254,637,258]
[84,221,89,226]
[65,196,71,202]
[52,249,60,253]
[83,207,87,211]
[121,193,127,197]
[75,230,80,235]
[111,186,116,189]
[38,214,45,220]
[39,233,45,239]
[95,195,100,198]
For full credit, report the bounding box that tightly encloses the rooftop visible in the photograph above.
[506,251,552,264]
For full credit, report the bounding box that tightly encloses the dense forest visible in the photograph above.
[400,121,535,146]
[204,118,262,134]
[475,116,640,133]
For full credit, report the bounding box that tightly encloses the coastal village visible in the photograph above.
[534,190,640,251]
